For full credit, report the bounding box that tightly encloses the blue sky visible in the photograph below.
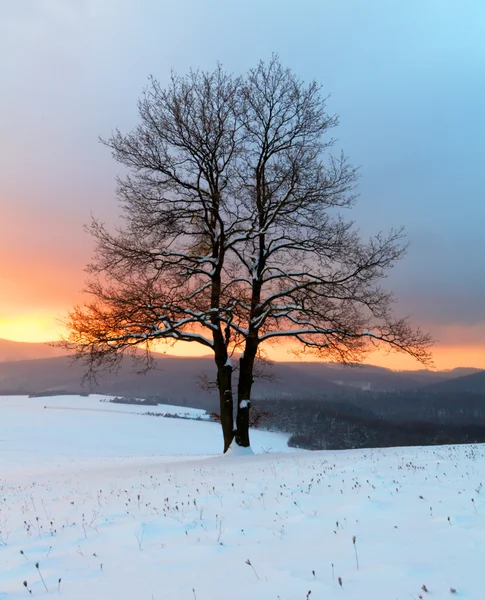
[0,0,484,367]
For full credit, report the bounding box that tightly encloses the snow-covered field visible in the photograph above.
[0,395,484,599]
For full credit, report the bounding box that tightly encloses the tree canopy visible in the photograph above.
[63,56,433,451]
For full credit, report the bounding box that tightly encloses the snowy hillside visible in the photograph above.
[0,395,484,599]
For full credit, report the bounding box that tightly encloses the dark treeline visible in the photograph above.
[257,391,485,451]
[332,389,485,425]
[93,386,485,451]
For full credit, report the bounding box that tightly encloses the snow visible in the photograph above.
[239,400,249,408]
[224,443,254,456]
[44,395,208,418]
[1,394,484,599]
[0,395,287,479]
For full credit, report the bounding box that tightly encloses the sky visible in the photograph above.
[0,0,484,370]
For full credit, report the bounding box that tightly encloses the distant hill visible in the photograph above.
[423,369,485,394]
[0,354,346,409]
[274,362,482,391]
[283,362,433,391]
[0,338,69,362]
[392,366,482,385]
[0,339,481,401]
[442,367,484,378]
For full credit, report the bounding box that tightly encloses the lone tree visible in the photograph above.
[63,56,432,452]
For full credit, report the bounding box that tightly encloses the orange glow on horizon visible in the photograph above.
[255,342,484,371]
[0,317,483,371]
[0,315,63,344]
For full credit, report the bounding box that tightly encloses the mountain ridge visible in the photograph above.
[0,338,483,402]
[0,338,480,377]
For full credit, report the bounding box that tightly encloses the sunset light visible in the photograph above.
[1,3,485,597]
[0,315,62,344]
[0,316,482,371]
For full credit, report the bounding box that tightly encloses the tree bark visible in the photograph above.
[217,361,235,452]
[235,341,257,447]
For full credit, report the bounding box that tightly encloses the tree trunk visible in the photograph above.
[217,361,235,452]
[235,347,257,447]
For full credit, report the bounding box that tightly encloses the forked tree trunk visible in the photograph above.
[217,361,235,452]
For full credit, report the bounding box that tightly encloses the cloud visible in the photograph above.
[1,0,484,368]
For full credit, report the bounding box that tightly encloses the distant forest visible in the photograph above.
[130,385,485,451]
[256,388,485,450]
[3,338,483,452]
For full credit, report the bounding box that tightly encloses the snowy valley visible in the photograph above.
[0,395,483,599]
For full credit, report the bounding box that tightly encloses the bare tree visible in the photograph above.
[66,66,246,451]
[62,57,432,452]
[223,58,432,446]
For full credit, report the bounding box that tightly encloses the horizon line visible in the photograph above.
[0,336,482,374]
